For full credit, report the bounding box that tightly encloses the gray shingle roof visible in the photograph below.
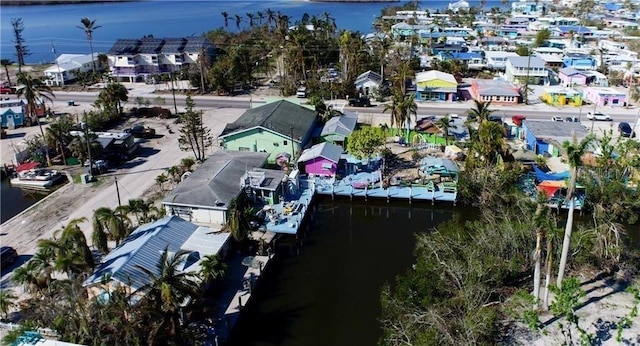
[184,36,214,53]
[108,39,141,55]
[160,38,187,54]
[107,37,213,55]
[139,37,164,54]
[507,56,546,69]
[162,150,268,209]
[219,100,317,142]
[83,216,229,291]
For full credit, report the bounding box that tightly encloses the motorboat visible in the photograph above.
[10,168,65,189]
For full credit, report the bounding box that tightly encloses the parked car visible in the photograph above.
[125,125,156,138]
[296,87,307,98]
[586,111,612,121]
[449,113,459,119]
[552,116,564,122]
[565,116,580,122]
[1,246,18,267]
[618,122,636,137]
[347,97,372,107]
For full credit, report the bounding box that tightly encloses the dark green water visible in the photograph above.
[227,198,640,346]
[228,198,458,346]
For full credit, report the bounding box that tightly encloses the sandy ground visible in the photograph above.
[510,275,640,345]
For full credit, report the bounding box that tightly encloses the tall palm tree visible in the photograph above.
[12,259,49,296]
[266,8,276,27]
[16,72,55,166]
[1,59,14,86]
[246,13,255,28]
[256,11,264,26]
[234,14,243,31]
[77,18,101,74]
[556,133,595,289]
[135,248,200,343]
[531,192,550,307]
[221,11,229,28]
[45,116,73,166]
[382,92,402,135]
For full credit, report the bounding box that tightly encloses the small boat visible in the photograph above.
[10,168,65,189]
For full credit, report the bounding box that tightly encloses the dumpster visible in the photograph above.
[67,100,75,106]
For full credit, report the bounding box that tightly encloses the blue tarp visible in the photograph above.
[533,164,569,181]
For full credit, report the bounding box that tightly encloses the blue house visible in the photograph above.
[0,99,26,128]
[522,120,589,155]
[430,44,468,56]
[563,53,597,71]
[552,26,593,38]
[437,52,483,66]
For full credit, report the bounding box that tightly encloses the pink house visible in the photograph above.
[297,142,343,177]
[583,87,628,107]
[559,67,588,86]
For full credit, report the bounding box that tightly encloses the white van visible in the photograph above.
[296,87,307,98]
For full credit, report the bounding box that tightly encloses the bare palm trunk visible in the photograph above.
[543,237,553,309]
[557,167,577,289]
[533,231,542,307]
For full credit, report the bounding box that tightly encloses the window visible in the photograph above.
[283,140,288,145]
[238,147,250,152]
[321,163,333,170]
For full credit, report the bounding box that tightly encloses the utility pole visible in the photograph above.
[115,176,121,206]
[82,122,94,179]
[199,46,206,94]
[290,125,295,158]
[170,67,178,116]
[51,41,64,86]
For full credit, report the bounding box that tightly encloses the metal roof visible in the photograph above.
[355,70,382,86]
[107,37,213,55]
[507,56,546,69]
[219,100,317,141]
[297,142,343,164]
[184,36,213,53]
[162,150,268,209]
[321,111,357,139]
[83,216,229,291]
[523,119,589,145]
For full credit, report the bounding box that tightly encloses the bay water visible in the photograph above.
[1,0,508,64]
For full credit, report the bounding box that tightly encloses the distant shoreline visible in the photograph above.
[309,0,399,2]
[1,0,137,6]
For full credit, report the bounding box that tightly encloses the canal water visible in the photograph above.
[228,198,458,346]
[0,178,45,224]
[227,198,640,346]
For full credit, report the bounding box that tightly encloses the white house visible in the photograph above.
[505,56,548,85]
[447,0,469,13]
[354,70,383,97]
[43,53,103,86]
[484,51,519,70]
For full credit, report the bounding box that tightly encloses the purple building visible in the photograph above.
[297,142,343,177]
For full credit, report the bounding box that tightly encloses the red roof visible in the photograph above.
[16,162,40,172]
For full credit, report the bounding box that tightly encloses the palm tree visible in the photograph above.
[382,93,402,135]
[92,206,131,252]
[246,13,255,28]
[1,59,14,86]
[135,248,201,343]
[37,217,94,278]
[16,72,55,166]
[45,116,73,166]
[468,99,493,122]
[77,18,101,74]
[435,115,456,145]
[234,14,243,31]
[12,260,48,296]
[221,11,229,28]
[266,8,275,27]
[0,289,17,321]
[556,133,595,289]
[256,11,264,26]
[531,192,551,307]
[199,254,227,284]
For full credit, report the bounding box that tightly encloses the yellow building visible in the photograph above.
[542,87,582,106]
[415,70,458,102]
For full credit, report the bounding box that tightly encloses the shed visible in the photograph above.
[297,142,343,177]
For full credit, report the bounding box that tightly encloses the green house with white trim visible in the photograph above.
[218,100,318,164]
